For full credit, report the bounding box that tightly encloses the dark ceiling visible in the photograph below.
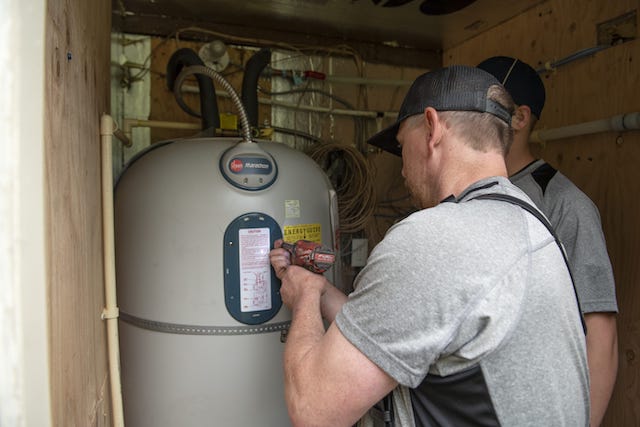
[113,0,545,68]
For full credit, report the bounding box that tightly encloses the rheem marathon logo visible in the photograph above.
[230,159,243,172]
[228,156,273,175]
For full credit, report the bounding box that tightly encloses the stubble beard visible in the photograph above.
[404,179,424,210]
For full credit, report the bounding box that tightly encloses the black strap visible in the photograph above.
[472,193,586,335]
[370,393,394,427]
[368,191,586,427]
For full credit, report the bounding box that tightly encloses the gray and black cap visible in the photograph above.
[367,65,513,156]
[477,56,546,119]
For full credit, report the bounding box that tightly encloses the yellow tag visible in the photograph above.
[259,127,274,140]
[219,113,238,130]
[283,223,322,243]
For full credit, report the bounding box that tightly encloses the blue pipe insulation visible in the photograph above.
[166,48,220,132]
[241,48,272,129]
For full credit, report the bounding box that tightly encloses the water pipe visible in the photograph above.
[180,85,398,120]
[99,114,125,427]
[166,48,220,132]
[535,45,610,74]
[121,106,638,147]
[241,48,272,129]
[122,118,200,141]
[530,112,640,143]
[264,68,414,86]
[174,64,254,143]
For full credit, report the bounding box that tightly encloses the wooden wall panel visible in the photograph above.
[445,1,640,425]
[45,0,112,425]
[361,63,424,247]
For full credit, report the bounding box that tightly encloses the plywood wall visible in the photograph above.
[445,0,640,425]
[45,0,112,425]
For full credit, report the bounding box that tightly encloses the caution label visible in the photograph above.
[283,223,322,243]
[285,199,301,219]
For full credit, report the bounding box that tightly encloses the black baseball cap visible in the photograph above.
[477,56,546,119]
[367,65,512,156]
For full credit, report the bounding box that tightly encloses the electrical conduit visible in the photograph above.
[530,112,640,143]
[100,114,125,427]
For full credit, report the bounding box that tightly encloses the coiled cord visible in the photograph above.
[307,143,376,234]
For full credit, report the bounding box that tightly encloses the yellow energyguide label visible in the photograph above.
[283,223,322,243]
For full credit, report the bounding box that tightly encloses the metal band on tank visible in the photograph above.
[120,311,290,336]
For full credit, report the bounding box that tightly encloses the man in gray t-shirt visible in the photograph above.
[479,56,618,427]
[269,66,589,426]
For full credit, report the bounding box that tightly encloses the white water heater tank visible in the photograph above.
[115,137,339,426]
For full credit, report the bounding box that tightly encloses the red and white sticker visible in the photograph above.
[229,158,243,173]
[238,228,272,312]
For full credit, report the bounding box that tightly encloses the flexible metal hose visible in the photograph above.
[174,64,253,143]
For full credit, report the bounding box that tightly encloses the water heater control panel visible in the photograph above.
[219,142,278,191]
[223,212,283,325]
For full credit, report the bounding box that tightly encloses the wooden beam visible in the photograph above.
[112,13,442,70]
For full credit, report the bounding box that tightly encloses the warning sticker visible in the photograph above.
[285,200,301,219]
[283,223,322,243]
[238,228,272,312]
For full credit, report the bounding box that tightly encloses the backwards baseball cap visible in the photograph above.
[367,65,512,156]
[477,56,546,119]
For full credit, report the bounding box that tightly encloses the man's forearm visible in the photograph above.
[285,291,325,371]
[320,284,348,322]
[283,290,327,424]
[585,313,618,427]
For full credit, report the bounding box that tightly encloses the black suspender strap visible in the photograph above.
[370,393,395,427]
[472,193,587,335]
[367,190,586,427]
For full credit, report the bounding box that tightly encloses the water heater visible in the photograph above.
[115,137,339,426]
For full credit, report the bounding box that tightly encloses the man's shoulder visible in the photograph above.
[512,160,599,214]
[538,170,603,223]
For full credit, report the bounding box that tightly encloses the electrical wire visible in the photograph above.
[272,126,323,144]
[259,87,355,110]
[174,26,365,65]
[307,142,377,234]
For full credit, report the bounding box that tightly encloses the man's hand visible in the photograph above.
[269,239,396,426]
[269,239,291,279]
[270,239,329,311]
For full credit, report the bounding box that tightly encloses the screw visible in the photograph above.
[626,349,635,363]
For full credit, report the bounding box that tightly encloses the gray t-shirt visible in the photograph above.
[510,159,618,313]
[336,177,589,426]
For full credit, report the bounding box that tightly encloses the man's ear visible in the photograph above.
[512,105,532,132]
[424,107,442,150]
